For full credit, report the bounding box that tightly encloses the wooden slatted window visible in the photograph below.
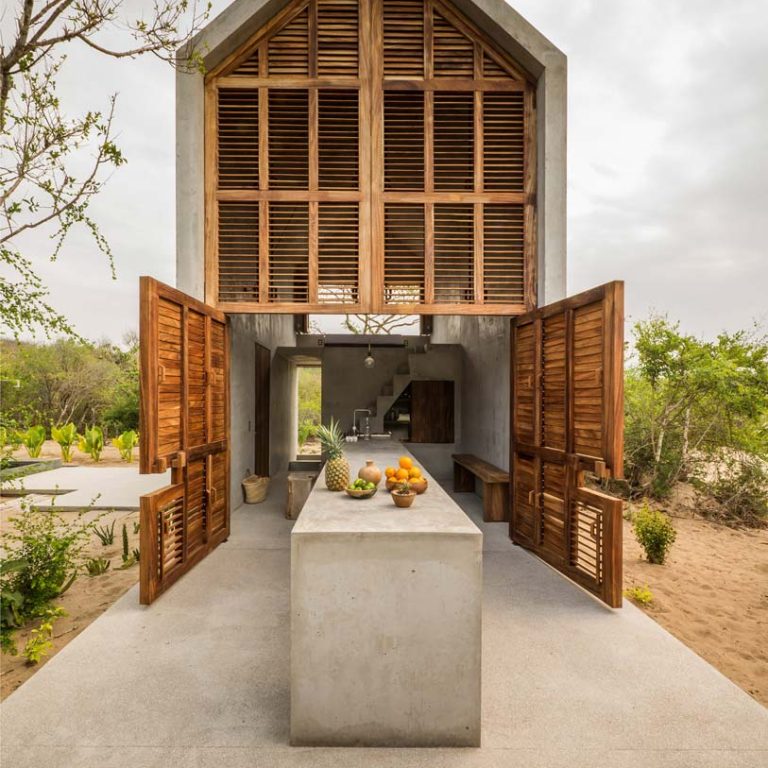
[319,203,359,304]
[318,0,359,76]
[383,0,424,77]
[434,204,474,303]
[384,204,424,304]
[269,203,309,303]
[269,89,310,189]
[207,0,536,315]
[217,202,259,302]
[318,89,359,190]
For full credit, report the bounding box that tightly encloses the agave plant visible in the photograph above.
[51,423,78,462]
[112,430,138,462]
[78,426,104,462]
[16,425,45,459]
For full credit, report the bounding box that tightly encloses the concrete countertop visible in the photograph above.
[292,441,481,537]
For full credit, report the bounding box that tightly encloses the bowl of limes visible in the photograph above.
[345,478,378,499]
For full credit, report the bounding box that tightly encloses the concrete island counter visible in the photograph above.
[290,441,482,747]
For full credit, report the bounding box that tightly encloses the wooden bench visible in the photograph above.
[452,454,510,523]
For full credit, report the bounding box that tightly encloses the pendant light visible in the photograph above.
[363,344,375,369]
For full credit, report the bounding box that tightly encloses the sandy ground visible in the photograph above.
[624,508,768,707]
[10,439,137,468]
[0,498,140,700]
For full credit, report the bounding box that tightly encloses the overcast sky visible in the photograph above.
[7,0,768,344]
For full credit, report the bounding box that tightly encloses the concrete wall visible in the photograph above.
[321,347,409,434]
[229,314,296,505]
[431,316,510,471]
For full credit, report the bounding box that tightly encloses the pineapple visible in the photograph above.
[316,418,350,491]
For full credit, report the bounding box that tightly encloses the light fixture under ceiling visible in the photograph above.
[363,344,375,369]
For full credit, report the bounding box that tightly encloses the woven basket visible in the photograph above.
[242,475,269,504]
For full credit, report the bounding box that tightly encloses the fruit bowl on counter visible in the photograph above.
[384,456,429,495]
[345,478,378,499]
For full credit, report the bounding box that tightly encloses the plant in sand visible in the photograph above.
[23,607,67,665]
[316,418,349,491]
[17,425,46,458]
[112,430,138,462]
[78,426,104,462]
[631,503,677,565]
[94,520,115,546]
[85,557,111,577]
[624,584,654,606]
[51,423,78,462]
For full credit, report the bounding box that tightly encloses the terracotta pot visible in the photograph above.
[409,477,428,494]
[392,490,416,508]
[358,459,382,486]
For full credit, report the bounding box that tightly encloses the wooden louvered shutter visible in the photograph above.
[510,282,624,607]
[139,277,230,605]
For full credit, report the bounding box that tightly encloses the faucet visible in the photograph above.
[352,409,371,438]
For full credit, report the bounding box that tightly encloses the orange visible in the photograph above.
[408,467,421,479]
[398,456,413,470]
[395,468,410,480]
[385,467,396,478]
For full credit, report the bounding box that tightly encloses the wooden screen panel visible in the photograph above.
[267,6,309,75]
[383,0,424,77]
[269,202,310,302]
[269,90,310,189]
[317,0,359,76]
[433,92,474,191]
[483,91,524,191]
[434,204,473,304]
[318,203,359,304]
[510,282,624,608]
[483,204,524,305]
[384,91,425,191]
[433,11,474,76]
[318,89,359,190]
[384,204,424,304]
[217,201,259,303]
[139,277,230,605]
[217,89,258,189]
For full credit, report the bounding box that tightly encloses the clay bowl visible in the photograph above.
[345,486,377,500]
[391,490,416,508]
[409,477,428,494]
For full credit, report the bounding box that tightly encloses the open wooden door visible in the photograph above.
[138,277,230,605]
[510,282,624,607]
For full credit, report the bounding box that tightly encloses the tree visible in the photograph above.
[0,0,210,339]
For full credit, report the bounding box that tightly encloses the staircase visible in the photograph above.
[368,345,461,433]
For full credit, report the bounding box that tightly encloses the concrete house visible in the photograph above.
[138,2,624,740]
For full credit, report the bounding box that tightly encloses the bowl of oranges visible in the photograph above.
[384,456,429,494]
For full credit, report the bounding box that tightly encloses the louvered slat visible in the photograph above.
[269,89,309,189]
[434,204,474,303]
[483,51,515,79]
[186,457,207,557]
[541,461,566,558]
[209,319,227,443]
[542,313,566,451]
[433,92,474,191]
[317,0,359,77]
[433,11,474,77]
[383,0,424,77]
[483,91,524,191]
[384,91,425,190]
[217,201,259,302]
[573,303,604,458]
[319,89,359,190]
[483,204,524,304]
[318,203,359,304]
[268,7,309,76]
[187,310,207,448]
[217,89,258,189]
[384,204,424,304]
[269,202,309,302]
[156,298,182,457]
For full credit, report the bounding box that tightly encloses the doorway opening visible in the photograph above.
[297,363,321,459]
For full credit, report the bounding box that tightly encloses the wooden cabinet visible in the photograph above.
[410,381,454,443]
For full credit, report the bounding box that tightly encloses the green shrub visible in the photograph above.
[298,420,316,448]
[51,423,78,462]
[112,429,138,462]
[16,425,46,459]
[694,456,768,528]
[632,503,677,564]
[78,426,104,462]
[23,607,66,665]
[85,557,111,576]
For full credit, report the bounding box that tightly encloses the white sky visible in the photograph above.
[6,0,768,343]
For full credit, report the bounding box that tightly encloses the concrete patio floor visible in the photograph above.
[2,477,767,768]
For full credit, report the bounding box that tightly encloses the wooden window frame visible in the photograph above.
[203,0,537,316]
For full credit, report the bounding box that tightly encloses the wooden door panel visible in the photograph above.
[410,380,455,443]
[254,344,271,477]
[139,277,230,605]
[510,281,624,608]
